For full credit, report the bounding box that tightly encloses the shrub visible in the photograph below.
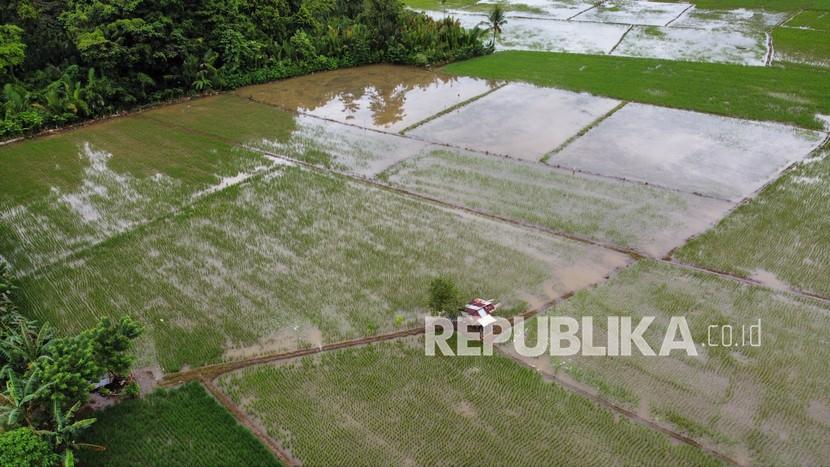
[429,277,460,315]
[0,428,59,467]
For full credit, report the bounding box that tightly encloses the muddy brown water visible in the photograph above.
[236,64,500,132]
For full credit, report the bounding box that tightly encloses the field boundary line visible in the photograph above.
[161,327,426,385]
[661,258,830,305]
[764,32,775,66]
[493,345,742,466]
[541,101,627,163]
[566,1,602,21]
[399,83,508,134]
[664,136,830,302]
[242,144,647,259]
[201,380,298,466]
[665,4,694,27]
[776,9,805,29]
[239,143,830,306]
[607,25,633,55]
[253,143,830,306]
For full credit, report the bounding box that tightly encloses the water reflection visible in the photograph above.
[236,64,500,132]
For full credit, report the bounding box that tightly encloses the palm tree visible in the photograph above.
[479,4,507,46]
[0,370,52,428]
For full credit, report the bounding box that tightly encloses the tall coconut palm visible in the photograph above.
[479,4,507,46]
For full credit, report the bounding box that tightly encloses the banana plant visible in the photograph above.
[0,369,52,429]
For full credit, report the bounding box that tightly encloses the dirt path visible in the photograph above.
[202,379,298,466]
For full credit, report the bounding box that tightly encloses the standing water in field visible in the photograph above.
[236,65,500,132]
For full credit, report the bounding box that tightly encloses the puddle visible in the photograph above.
[573,0,692,26]
[613,26,767,65]
[409,83,621,161]
[750,269,790,291]
[236,64,499,132]
[808,400,830,426]
[551,103,826,201]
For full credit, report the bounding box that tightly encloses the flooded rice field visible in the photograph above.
[21,164,629,371]
[3,63,826,372]
[611,26,767,65]
[253,114,436,177]
[382,148,733,257]
[550,103,826,201]
[572,0,692,26]
[409,83,621,161]
[420,1,786,65]
[670,8,789,32]
[236,64,499,132]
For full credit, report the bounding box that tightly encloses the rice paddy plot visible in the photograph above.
[774,10,830,67]
[235,65,500,132]
[253,115,436,177]
[422,10,630,54]
[409,83,621,161]
[217,339,719,466]
[79,382,279,466]
[537,260,830,466]
[612,26,768,65]
[670,8,790,31]
[676,146,830,297]
[139,94,297,144]
[550,103,825,201]
[497,17,631,54]
[20,165,628,372]
[0,117,268,275]
[382,149,732,256]
[572,0,693,26]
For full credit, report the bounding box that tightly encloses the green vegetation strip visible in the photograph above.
[443,51,830,129]
[79,382,280,466]
[543,260,830,466]
[218,339,719,466]
[676,144,830,297]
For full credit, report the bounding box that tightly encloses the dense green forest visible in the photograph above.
[0,0,489,138]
